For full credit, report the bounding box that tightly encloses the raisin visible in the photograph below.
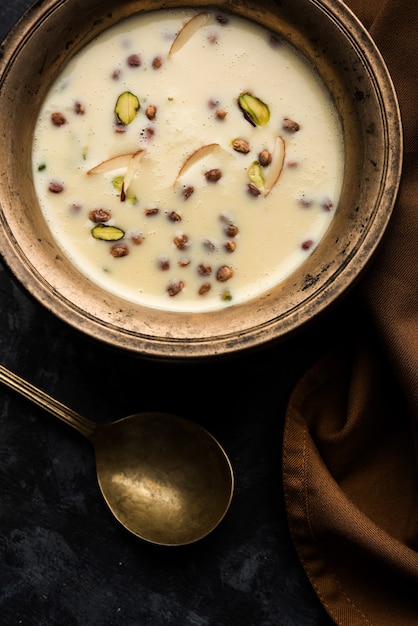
[88,208,111,223]
[110,243,129,258]
[51,112,66,126]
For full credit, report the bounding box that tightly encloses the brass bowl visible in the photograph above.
[0,0,402,359]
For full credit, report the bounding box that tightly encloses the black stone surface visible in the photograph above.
[0,3,337,624]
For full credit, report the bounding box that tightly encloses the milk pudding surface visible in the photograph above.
[32,9,344,312]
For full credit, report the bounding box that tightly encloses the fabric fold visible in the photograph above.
[283,2,418,620]
[283,336,418,625]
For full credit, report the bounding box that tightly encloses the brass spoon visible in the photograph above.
[0,364,233,546]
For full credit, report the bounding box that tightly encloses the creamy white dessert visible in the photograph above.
[32,9,344,312]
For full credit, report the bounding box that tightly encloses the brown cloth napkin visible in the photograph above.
[282,1,418,624]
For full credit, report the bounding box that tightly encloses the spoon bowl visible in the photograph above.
[93,413,234,545]
[0,365,233,545]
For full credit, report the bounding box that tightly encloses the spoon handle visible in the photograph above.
[0,364,94,439]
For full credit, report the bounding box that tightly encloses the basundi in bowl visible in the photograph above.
[32,9,344,313]
[0,0,402,358]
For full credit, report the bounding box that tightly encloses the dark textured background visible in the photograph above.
[0,3,339,624]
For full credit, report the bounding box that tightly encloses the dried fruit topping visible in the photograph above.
[248,161,264,188]
[140,126,155,142]
[216,265,233,282]
[221,289,233,301]
[258,149,272,166]
[87,153,135,174]
[175,143,220,183]
[216,15,229,25]
[152,56,163,69]
[263,135,286,197]
[168,211,182,222]
[169,13,211,57]
[112,176,124,193]
[131,234,143,245]
[127,54,142,67]
[110,243,129,257]
[182,185,195,200]
[167,279,184,297]
[204,168,222,182]
[48,182,64,193]
[159,256,170,270]
[299,196,313,208]
[282,117,300,133]
[145,104,157,120]
[224,223,239,237]
[144,207,159,216]
[121,150,145,200]
[232,139,251,154]
[51,112,66,126]
[173,234,189,249]
[74,101,85,115]
[114,91,140,125]
[198,262,212,276]
[224,241,236,253]
[199,282,211,295]
[88,208,111,223]
[301,239,314,250]
[91,223,125,241]
[247,182,261,197]
[238,92,270,126]
[321,197,334,211]
[202,239,216,252]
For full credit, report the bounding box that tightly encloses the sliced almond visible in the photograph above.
[169,13,211,57]
[264,136,286,197]
[174,143,220,184]
[121,150,145,200]
[87,153,136,174]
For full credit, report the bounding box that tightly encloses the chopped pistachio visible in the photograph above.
[238,92,270,126]
[91,223,125,241]
[248,161,265,188]
[38,163,46,172]
[112,175,124,193]
[126,194,137,205]
[114,91,140,125]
